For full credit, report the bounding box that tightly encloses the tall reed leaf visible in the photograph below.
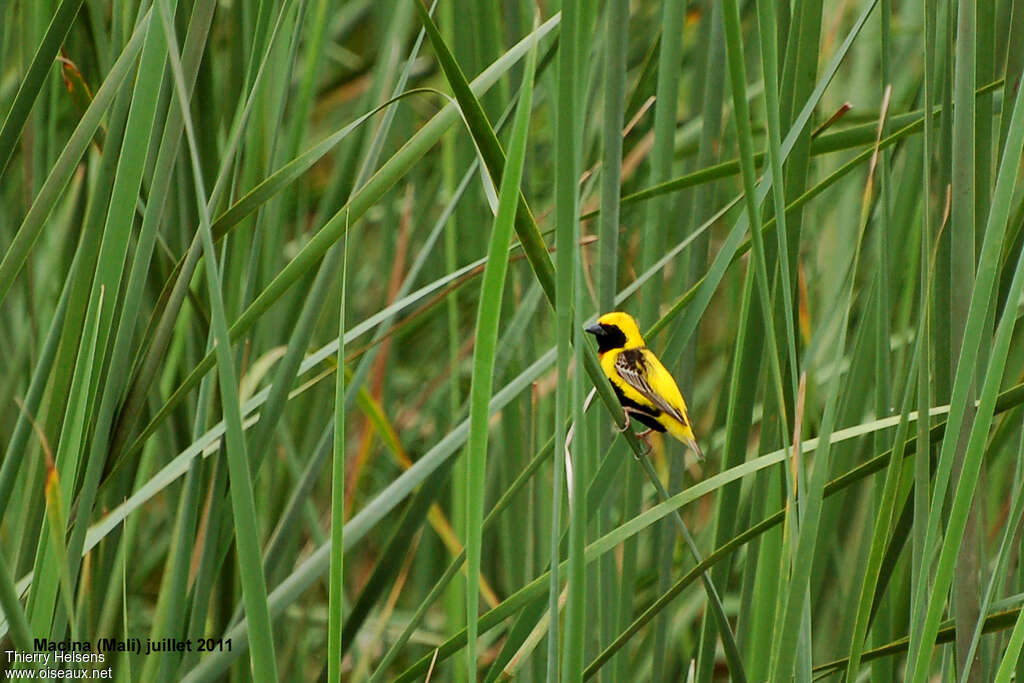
[461,15,536,675]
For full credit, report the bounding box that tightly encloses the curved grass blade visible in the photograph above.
[957,417,1024,682]
[0,0,85,177]
[455,7,536,673]
[161,374,1024,679]
[25,282,104,637]
[115,15,561,465]
[905,35,1024,681]
[327,211,349,683]
[816,607,1024,678]
[0,8,152,309]
[155,0,278,677]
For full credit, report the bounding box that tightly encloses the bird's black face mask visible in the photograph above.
[585,323,627,353]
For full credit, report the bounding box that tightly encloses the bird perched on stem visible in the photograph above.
[585,311,704,460]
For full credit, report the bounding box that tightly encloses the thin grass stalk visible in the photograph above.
[597,0,627,677]
[178,366,1024,681]
[440,0,466,670]
[553,0,583,677]
[767,82,891,683]
[63,0,214,641]
[997,0,1024,154]
[42,467,76,641]
[774,0,822,375]
[872,3,896,674]
[0,8,150,311]
[465,23,535,676]
[958,429,1024,681]
[949,1,983,677]
[634,454,748,682]
[586,380,1024,676]
[27,3,173,633]
[722,5,799,671]
[641,2,687,678]
[155,0,278,677]
[142,451,203,683]
[0,247,73,518]
[904,46,1024,679]
[720,0,791,496]
[232,2,304,331]
[660,0,878,381]
[328,222,348,682]
[156,332,218,683]
[34,282,105,641]
[0,0,85,177]
[754,0,799,404]
[0,545,33,658]
[685,10,740,681]
[995,609,1024,681]
[749,1,804,671]
[119,17,560,463]
[913,0,939,655]
[108,0,295,464]
[844,328,922,679]
[572,0,598,675]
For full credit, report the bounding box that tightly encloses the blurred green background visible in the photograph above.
[2,0,1024,680]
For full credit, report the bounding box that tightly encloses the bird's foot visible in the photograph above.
[616,409,653,457]
[633,428,653,458]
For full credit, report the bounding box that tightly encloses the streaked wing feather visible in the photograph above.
[614,350,690,426]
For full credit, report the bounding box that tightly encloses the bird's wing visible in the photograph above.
[614,349,691,427]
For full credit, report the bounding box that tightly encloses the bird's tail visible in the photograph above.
[686,435,706,462]
[666,419,706,461]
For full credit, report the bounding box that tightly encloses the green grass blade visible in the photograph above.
[328,218,348,683]
[0,9,151,309]
[0,0,85,176]
[155,0,278,677]
[906,32,1024,680]
[555,0,583,678]
[906,67,1024,680]
[458,6,535,673]
[169,373,1024,678]
[949,0,982,675]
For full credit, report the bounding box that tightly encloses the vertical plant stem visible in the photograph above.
[642,2,687,679]
[912,0,938,661]
[156,0,279,677]
[463,14,535,678]
[328,219,348,683]
[597,1,627,677]
[949,0,982,676]
[556,1,585,679]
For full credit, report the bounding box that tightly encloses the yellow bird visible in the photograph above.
[585,312,704,460]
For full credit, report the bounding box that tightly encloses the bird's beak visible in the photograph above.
[585,323,603,336]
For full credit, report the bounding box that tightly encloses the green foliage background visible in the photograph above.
[2,0,1024,680]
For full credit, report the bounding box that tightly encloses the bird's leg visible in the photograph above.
[616,409,653,457]
[615,408,636,433]
[633,428,653,458]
